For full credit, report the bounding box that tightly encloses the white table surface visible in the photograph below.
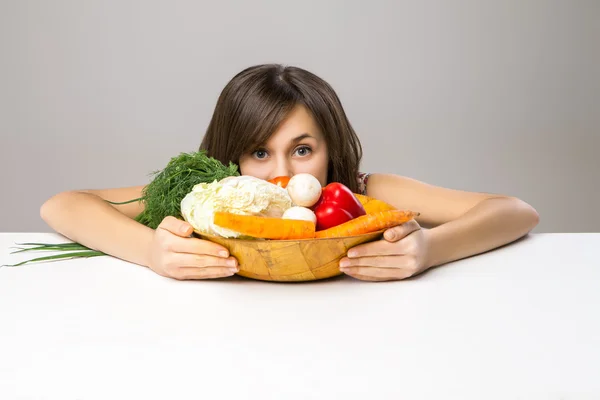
[1,232,599,400]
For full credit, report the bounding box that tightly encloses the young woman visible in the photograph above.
[40,64,539,282]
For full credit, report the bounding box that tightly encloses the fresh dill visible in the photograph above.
[129,151,239,229]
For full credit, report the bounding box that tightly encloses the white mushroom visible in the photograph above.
[282,206,317,224]
[286,173,322,207]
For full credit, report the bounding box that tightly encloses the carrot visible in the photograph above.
[213,212,315,240]
[314,210,420,238]
[353,193,396,214]
[268,176,291,188]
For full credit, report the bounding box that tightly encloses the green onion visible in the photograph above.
[2,243,105,267]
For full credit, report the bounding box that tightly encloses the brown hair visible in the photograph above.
[199,64,363,193]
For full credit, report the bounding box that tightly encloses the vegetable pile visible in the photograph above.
[189,172,419,240]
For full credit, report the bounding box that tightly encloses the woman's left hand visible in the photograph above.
[339,220,432,281]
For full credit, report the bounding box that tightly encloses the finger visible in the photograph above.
[343,272,393,282]
[340,266,414,280]
[158,216,194,237]
[341,254,415,269]
[383,219,420,242]
[173,266,238,280]
[167,252,238,269]
[169,236,230,258]
[347,240,405,258]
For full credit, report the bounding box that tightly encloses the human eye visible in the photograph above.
[251,148,269,160]
[294,145,312,157]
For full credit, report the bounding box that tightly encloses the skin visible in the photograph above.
[238,105,329,186]
[39,104,539,282]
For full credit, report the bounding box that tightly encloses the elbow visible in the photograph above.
[40,193,60,224]
[509,196,540,233]
[39,191,75,225]
[522,200,540,230]
[39,201,47,223]
[529,205,540,229]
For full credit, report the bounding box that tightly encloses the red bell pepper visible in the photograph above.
[312,182,366,231]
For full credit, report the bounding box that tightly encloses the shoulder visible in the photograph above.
[356,172,371,195]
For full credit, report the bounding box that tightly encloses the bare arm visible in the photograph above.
[40,186,155,267]
[366,173,540,268]
[40,184,238,279]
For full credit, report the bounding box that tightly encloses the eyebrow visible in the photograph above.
[291,133,315,144]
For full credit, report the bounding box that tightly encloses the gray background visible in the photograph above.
[1,0,598,233]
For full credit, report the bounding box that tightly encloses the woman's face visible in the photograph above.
[238,104,329,186]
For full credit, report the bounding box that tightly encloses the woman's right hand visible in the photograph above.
[148,216,239,280]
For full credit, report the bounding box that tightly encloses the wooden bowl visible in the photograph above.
[197,231,384,282]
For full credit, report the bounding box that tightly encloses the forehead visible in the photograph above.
[266,104,324,145]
